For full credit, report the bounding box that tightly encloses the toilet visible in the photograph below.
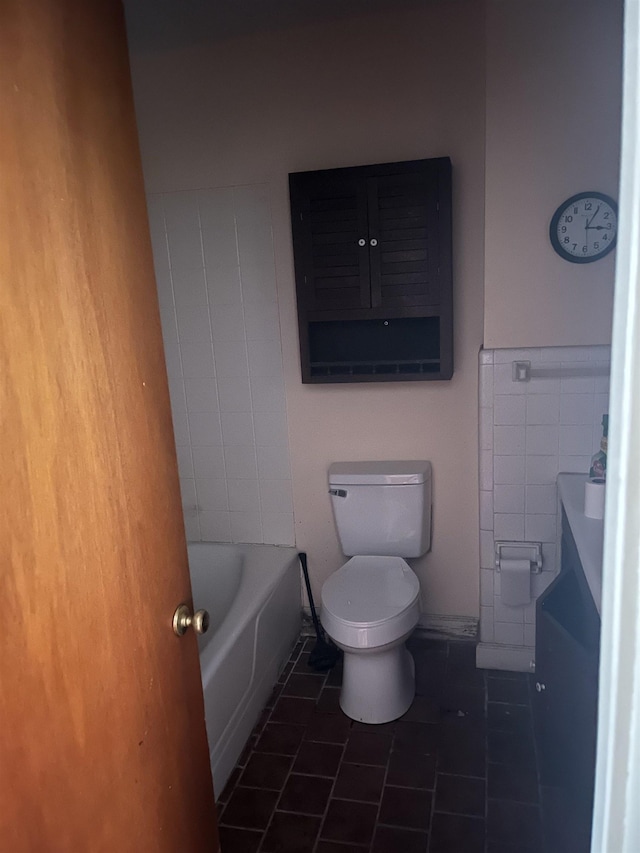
[321,461,432,724]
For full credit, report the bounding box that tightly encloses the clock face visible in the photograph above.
[550,192,618,263]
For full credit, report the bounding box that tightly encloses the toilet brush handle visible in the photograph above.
[298,552,325,640]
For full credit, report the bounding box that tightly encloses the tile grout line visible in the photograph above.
[256,639,312,853]
[220,634,546,853]
[260,636,338,853]
[368,711,394,852]
[427,639,451,853]
[484,665,490,853]
[219,636,305,848]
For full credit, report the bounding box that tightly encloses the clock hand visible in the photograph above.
[587,205,601,228]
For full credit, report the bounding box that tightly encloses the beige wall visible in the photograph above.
[484,0,623,349]
[131,1,486,617]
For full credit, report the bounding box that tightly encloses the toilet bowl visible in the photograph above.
[321,555,420,724]
[322,460,432,725]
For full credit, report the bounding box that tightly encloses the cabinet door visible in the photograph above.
[290,172,371,312]
[367,166,442,309]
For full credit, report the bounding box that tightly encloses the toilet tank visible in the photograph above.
[328,461,432,558]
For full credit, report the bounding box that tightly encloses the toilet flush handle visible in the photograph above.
[329,488,347,498]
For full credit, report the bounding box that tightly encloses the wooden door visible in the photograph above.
[0,1,219,850]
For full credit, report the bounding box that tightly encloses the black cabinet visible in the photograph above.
[289,157,453,383]
[534,510,600,852]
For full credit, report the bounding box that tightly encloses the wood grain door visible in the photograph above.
[0,1,219,850]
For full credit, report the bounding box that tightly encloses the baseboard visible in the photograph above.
[476,642,535,673]
[416,614,479,641]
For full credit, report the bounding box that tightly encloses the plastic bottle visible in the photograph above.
[589,414,608,480]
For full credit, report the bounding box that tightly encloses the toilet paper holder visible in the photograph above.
[494,541,543,574]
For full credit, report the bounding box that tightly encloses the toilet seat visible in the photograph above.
[321,556,420,649]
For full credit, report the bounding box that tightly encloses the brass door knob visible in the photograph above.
[173,603,210,637]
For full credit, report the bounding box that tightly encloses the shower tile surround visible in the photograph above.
[477,346,610,670]
[148,185,295,546]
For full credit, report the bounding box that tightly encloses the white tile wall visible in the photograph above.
[478,345,610,655]
[148,185,295,546]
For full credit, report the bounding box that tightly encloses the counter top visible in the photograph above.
[557,473,605,615]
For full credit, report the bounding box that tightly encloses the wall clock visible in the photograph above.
[550,191,618,263]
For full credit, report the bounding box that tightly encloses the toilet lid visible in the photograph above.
[322,556,420,626]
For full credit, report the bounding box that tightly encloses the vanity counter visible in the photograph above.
[557,473,605,615]
[534,473,602,852]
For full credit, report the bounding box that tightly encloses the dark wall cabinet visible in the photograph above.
[289,157,453,383]
[534,510,600,851]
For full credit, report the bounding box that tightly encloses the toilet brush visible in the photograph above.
[298,552,340,672]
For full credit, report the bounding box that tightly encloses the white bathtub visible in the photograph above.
[187,543,301,795]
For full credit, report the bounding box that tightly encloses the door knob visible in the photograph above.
[173,603,210,637]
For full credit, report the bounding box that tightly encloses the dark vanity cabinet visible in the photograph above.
[534,510,600,850]
[289,157,453,383]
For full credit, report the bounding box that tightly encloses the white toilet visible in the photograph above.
[321,461,432,724]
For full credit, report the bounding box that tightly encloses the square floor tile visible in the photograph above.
[216,635,555,853]
[217,825,263,853]
[255,723,306,756]
[488,762,539,804]
[429,811,485,853]
[218,766,241,803]
[320,799,378,845]
[343,730,393,766]
[488,729,537,769]
[372,825,428,853]
[487,798,543,848]
[487,676,530,705]
[277,773,333,815]
[386,749,436,789]
[293,652,314,673]
[237,736,257,767]
[393,721,440,754]
[437,722,486,778]
[277,661,294,684]
[486,842,543,853]
[378,786,432,830]
[270,696,317,725]
[265,684,282,709]
[441,684,486,717]
[400,696,442,724]
[316,687,342,715]
[448,641,480,671]
[325,662,344,687]
[239,753,292,791]
[221,787,278,830]
[487,702,533,735]
[261,811,322,853]
[282,673,325,699]
[293,741,343,777]
[305,711,352,745]
[332,762,386,803]
[435,773,485,817]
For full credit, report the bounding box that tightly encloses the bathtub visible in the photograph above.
[187,543,301,794]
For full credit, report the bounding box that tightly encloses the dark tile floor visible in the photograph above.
[216,635,545,853]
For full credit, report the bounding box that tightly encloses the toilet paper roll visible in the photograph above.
[500,559,531,607]
[585,478,606,520]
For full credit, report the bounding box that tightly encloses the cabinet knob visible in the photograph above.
[370,238,378,247]
[358,238,366,247]
[535,681,546,692]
